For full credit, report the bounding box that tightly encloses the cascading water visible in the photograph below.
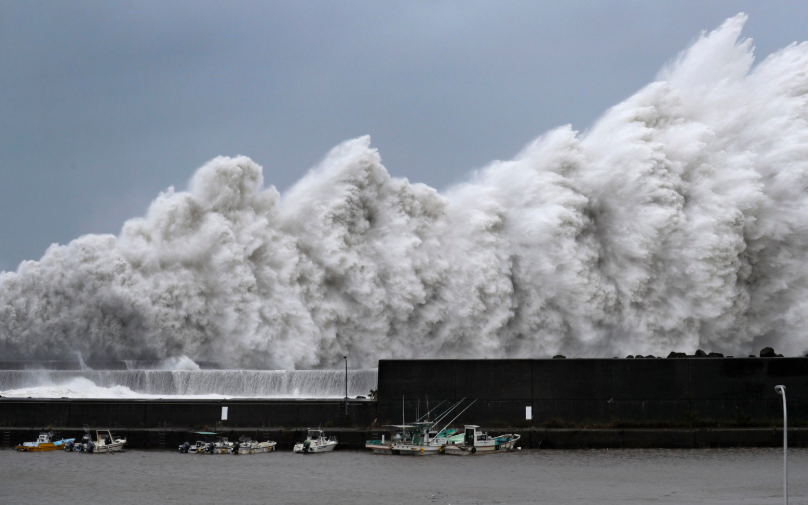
[0,369,378,398]
[2,14,808,367]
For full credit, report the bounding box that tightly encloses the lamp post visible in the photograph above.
[344,356,348,416]
[775,385,787,505]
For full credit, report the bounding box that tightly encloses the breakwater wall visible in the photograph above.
[0,398,375,429]
[376,358,808,426]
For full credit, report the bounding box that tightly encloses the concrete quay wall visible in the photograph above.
[0,398,375,429]
[376,358,808,425]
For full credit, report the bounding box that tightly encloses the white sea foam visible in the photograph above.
[0,369,378,398]
[0,377,192,399]
[2,14,807,366]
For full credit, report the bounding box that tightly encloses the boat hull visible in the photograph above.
[444,436,519,456]
[93,441,126,453]
[16,443,57,452]
[393,444,442,456]
[293,441,337,453]
[365,442,393,455]
[236,443,276,454]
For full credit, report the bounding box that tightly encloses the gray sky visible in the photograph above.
[1,1,807,272]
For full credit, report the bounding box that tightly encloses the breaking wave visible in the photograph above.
[2,14,808,367]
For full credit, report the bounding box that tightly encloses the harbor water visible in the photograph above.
[1,447,805,504]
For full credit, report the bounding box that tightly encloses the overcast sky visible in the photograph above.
[1,1,807,272]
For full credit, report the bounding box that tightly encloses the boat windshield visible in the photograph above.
[308,431,322,439]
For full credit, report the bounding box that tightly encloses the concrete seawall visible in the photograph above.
[0,398,375,429]
[2,358,806,449]
[376,358,808,425]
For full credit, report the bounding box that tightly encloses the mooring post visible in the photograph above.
[344,356,348,416]
[775,385,787,505]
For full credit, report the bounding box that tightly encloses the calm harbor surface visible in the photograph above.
[1,447,805,504]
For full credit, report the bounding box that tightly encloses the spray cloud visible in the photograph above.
[2,14,808,368]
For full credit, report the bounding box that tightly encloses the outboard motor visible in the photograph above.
[64,440,74,452]
[86,440,94,453]
[232,442,240,455]
[303,440,311,453]
[180,441,190,453]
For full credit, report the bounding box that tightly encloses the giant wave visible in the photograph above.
[2,14,808,368]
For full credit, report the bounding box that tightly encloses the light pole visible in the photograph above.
[775,385,787,505]
[344,356,348,416]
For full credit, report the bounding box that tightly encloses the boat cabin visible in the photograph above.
[463,425,491,447]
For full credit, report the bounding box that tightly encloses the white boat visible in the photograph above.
[212,436,234,454]
[233,436,276,454]
[293,429,337,453]
[179,432,223,453]
[443,425,520,456]
[91,430,127,453]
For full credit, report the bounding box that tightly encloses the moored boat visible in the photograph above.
[179,432,217,453]
[293,429,337,453]
[366,398,470,456]
[233,436,276,454]
[16,431,74,452]
[443,425,520,456]
[212,436,234,454]
[91,430,127,453]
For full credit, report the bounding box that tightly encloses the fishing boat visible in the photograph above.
[16,431,74,452]
[233,436,276,454]
[364,432,395,454]
[389,423,458,456]
[179,432,217,453]
[293,429,337,453]
[91,430,127,453]
[366,398,472,456]
[212,436,234,454]
[443,425,520,456]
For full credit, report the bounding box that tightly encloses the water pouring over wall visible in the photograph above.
[0,369,378,398]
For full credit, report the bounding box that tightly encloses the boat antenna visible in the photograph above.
[432,398,466,425]
[438,398,478,434]
[415,399,448,423]
[426,396,430,422]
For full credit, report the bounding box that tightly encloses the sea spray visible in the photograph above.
[2,14,808,367]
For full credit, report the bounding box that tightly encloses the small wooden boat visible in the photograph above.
[293,429,337,453]
[443,425,520,456]
[16,431,74,452]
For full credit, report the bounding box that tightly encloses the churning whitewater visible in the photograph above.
[2,14,808,368]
